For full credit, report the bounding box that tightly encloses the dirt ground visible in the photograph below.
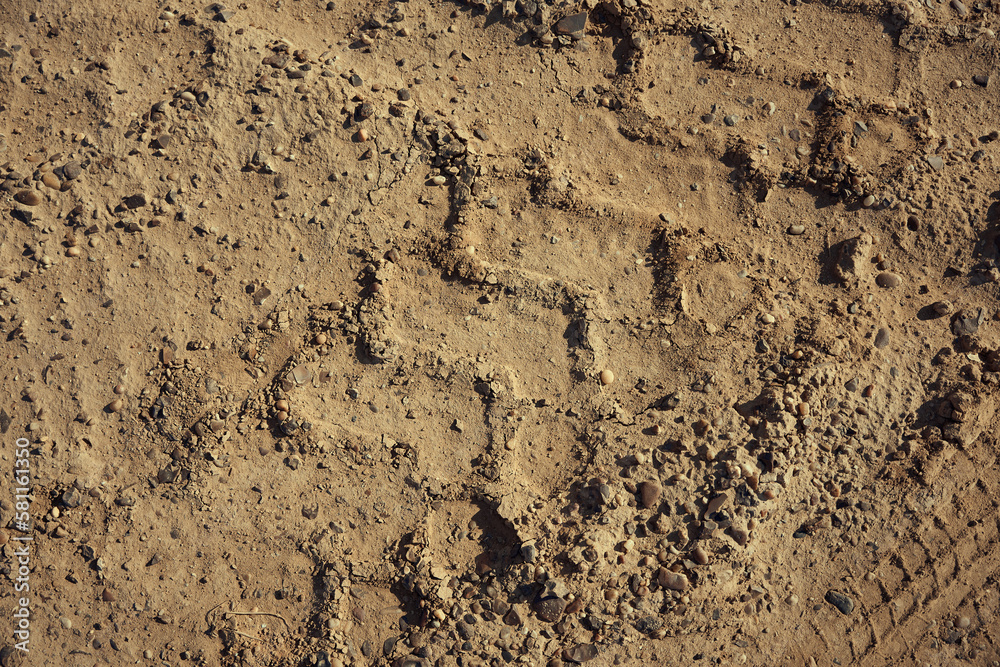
[1,0,1000,665]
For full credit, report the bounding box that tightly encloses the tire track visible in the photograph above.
[850,471,1000,664]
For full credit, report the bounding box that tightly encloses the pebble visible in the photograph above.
[875,272,901,288]
[723,115,738,126]
[42,172,60,189]
[14,190,41,206]
[638,481,661,509]
[290,365,312,385]
[554,12,587,35]
[692,546,710,565]
[931,300,954,317]
[63,162,82,180]
[926,155,945,171]
[957,616,971,629]
[874,327,890,349]
[825,590,854,615]
[565,644,598,662]
[124,193,147,209]
[862,194,876,208]
[706,491,729,514]
[60,617,73,629]
[760,313,775,324]
[534,596,566,622]
[658,569,688,591]
[314,333,328,345]
[430,175,446,186]
[599,369,614,385]
[951,0,968,16]
[107,398,124,413]
[788,224,805,235]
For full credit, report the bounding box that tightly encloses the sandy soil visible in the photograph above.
[1,0,1000,665]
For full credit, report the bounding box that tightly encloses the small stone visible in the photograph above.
[723,114,739,126]
[692,546,710,565]
[289,365,312,385]
[314,333,328,345]
[599,369,614,385]
[430,175,446,186]
[63,161,82,180]
[875,272,901,288]
[107,398,124,413]
[951,0,968,16]
[253,287,271,305]
[62,488,83,508]
[706,491,729,514]
[42,172,60,189]
[787,224,805,235]
[565,644,598,663]
[397,88,411,101]
[760,313,776,324]
[952,308,985,336]
[124,193,147,209]
[931,300,954,317]
[972,74,989,87]
[957,616,971,629]
[101,588,116,602]
[862,194,875,208]
[151,134,171,149]
[825,590,854,615]
[60,618,73,630]
[874,327,890,349]
[638,481,660,509]
[926,155,945,171]
[554,12,587,35]
[14,190,41,206]
[658,569,688,591]
[534,596,566,623]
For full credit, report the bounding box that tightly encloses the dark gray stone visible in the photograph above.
[124,193,147,209]
[874,327,890,349]
[825,590,854,615]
